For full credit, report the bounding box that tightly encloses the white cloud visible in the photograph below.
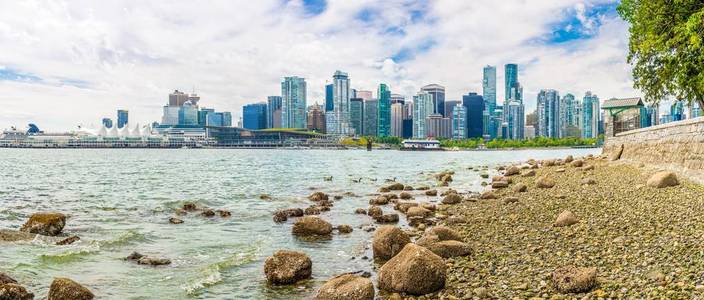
[0,0,635,131]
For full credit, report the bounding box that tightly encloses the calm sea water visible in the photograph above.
[0,148,600,299]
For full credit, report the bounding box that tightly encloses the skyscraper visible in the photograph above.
[537,89,561,138]
[267,96,282,128]
[426,114,451,139]
[563,93,582,137]
[413,92,433,138]
[281,76,307,129]
[504,64,518,101]
[350,98,364,136]
[169,90,190,107]
[505,100,525,140]
[102,118,113,128]
[327,71,352,135]
[391,102,404,137]
[462,92,485,138]
[243,103,268,130]
[390,94,405,104]
[452,103,467,140]
[117,110,129,128]
[325,84,334,112]
[421,84,446,117]
[581,91,600,138]
[377,83,391,137]
[444,100,461,119]
[483,65,497,113]
[363,99,378,136]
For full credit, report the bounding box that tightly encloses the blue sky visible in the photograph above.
[0,0,640,131]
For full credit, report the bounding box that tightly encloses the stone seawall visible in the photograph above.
[603,116,704,183]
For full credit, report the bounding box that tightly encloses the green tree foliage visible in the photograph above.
[618,0,704,108]
[441,137,598,149]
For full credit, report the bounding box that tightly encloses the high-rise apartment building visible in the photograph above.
[426,114,452,139]
[581,91,600,138]
[325,84,334,112]
[413,92,433,138]
[117,110,129,128]
[444,100,460,119]
[243,103,267,130]
[281,76,307,129]
[452,103,467,140]
[377,83,391,137]
[327,71,352,135]
[483,65,497,113]
[350,98,364,136]
[505,100,525,140]
[363,99,378,136]
[390,94,405,104]
[390,102,404,137]
[421,84,446,117]
[504,64,518,101]
[462,92,485,138]
[267,96,282,128]
[537,89,561,138]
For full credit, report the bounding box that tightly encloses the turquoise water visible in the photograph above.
[0,148,600,299]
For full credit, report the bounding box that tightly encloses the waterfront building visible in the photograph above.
[102,118,113,129]
[426,114,452,139]
[505,100,525,140]
[390,94,405,104]
[162,106,180,125]
[504,64,518,101]
[243,103,268,130]
[413,92,433,138]
[377,83,391,137]
[178,103,198,125]
[281,76,307,129]
[602,97,646,136]
[421,84,446,117]
[581,91,600,139]
[391,102,404,137]
[452,103,467,140]
[363,99,378,136]
[307,103,326,133]
[537,89,561,138]
[356,90,373,101]
[117,110,129,128]
[267,96,282,128]
[462,92,485,138]
[350,98,364,136]
[198,108,215,126]
[325,83,334,112]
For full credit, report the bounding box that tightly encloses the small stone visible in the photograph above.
[554,210,579,227]
[536,176,555,189]
[308,192,329,201]
[399,192,413,200]
[200,209,215,217]
[367,206,383,218]
[20,212,67,236]
[304,206,321,215]
[292,216,333,236]
[259,194,272,200]
[425,190,438,196]
[137,256,171,266]
[169,217,184,224]
[571,160,584,167]
[315,274,374,300]
[376,214,399,223]
[491,181,509,189]
[183,202,197,211]
[646,171,679,188]
[504,166,521,176]
[512,183,527,193]
[552,266,597,293]
[441,194,462,204]
[480,191,497,200]
[503,197,519,204]
[273,211,288,222]
[522,170,536,177]
[581,178,597,185]
[56,235,81,245]
[385,183,405,191]
[337,225,353,234]
[354,208,367,214]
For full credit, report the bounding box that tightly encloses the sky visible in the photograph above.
[0,0,638,131]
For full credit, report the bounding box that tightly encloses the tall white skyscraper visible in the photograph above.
[413,92,433,138]
[328,70,352,135]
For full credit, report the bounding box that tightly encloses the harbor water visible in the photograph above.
[0,148,600,299]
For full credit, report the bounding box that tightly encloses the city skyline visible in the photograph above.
[1,0,637,131]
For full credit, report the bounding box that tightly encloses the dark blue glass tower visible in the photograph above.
[462,92,485,138]
[325,84,334,112]
[243,103,267,130]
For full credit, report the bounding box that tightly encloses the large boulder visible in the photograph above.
[491,181,509,189]
[425,226,462,241]
[372,226,411,260]
[479,191,497,200]
[554,210,579,227]
[264,250,312,284]
[315,274,374,300]
[552,266,597,293]
[292,216,333,236]
[378,244,446,295]
[385,183,405,191]
[0,273,17,285]
[367,206,383,218]
[47,277,94,300]
[0,283,34,300]
[647,171,679,188]
[376,214,399,224]
[0,229,36,242]
[504,166,520,176]
[570,160,584,168]
[20,212,66,236]
[394,202,418,213]
[512,183,528,193]
[536,176,555,189]
[441,193,462,205]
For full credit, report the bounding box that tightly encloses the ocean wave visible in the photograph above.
[182,242,262,295]
[96,229,148,248]
[37,244,101,264]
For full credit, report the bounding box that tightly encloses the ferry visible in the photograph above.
[400,139,444,151]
